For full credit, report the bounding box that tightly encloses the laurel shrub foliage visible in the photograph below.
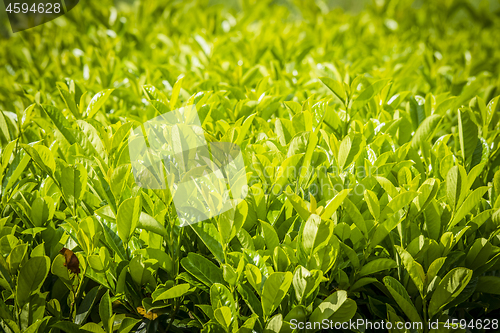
[1,0,500,332]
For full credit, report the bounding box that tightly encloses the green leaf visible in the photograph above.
[99,291,112,333]
[338,133,364,170]
[51,254,72,291]
[21,144,56,177]
[245,264,263,295]
[117,197,141,244]
[30,243,46,257]
[100,221,127,261]
[236,113,256,145]
[428,267,473,318]
[24,317,49,333]
[292,266,323,304]
[75,286,100,325]
[409,96,426,129]
[180,253,224,288]
[58,84,79,118]
[16,256,50,306]
[190,222,225,264]
[214,306,232,329]
[375,176,399,198]
[143,85,169,104]
[475,276,500,295]
[446,165,467,211]
[364,190,380,220]
[352,79,390,110]
[51,322,81,333]
[342,198,368,235]
[414,178,439,212]
[170,76,184,109]
[128,255,151,286]
[7,243,28,273]
[153,284,191,301]
[358,258,397,277]
[484,95,499,128]
[0,110,11,142]
[137,212,167,237]
[411,114,441,149]
[211,283,236,326]
[298,128,319,187]
[320,189,351,220]
[264,314,283,333]
[30,196,54,227]
[464,238,491,270]
[41,105,77,145]
[135,248,173,273]
[237,284,263,317]
[380,191,417,221]
[261,272,293,318]
[449,186,488,228]
[383,276,422,323]
[88,248,110,272]
[86,89,114,118]
[309,290,357,330]
[285,191,311,221]
[320,77,346,106]
[77,120,108,164]
[395,246,425,296]
[60,164,87,210]
[261,220,280,250]
[299,214,333,258]
[118,318,141,333]
[81,322,107,333]
[458,108,478,165]
[339,242,360,269]
[426,257,446,285]
[350,277,378,291]
[222,263,238,286]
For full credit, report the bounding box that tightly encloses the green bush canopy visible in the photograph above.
[1,0,500,332]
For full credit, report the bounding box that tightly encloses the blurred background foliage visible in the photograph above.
[0,0,499,114]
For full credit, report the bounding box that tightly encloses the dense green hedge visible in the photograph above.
[1,0,500,332]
